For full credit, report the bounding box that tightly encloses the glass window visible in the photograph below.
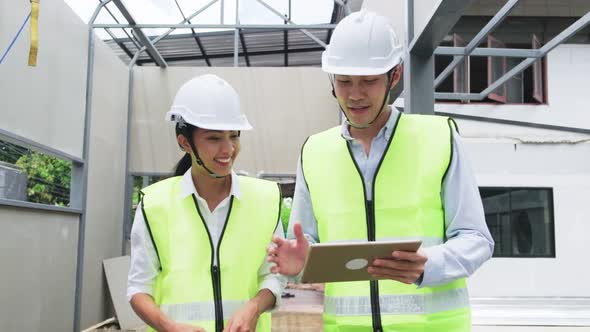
[0,139,72,206]
[480,187,555,258]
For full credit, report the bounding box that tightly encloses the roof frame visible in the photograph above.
[111,0,167,67]
[171,0,212,66]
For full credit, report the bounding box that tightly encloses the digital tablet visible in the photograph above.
[300,239,422,283]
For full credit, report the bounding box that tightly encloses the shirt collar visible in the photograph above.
[340,106,400,142]
[179,167,241,200]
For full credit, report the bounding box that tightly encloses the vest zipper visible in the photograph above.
[367,199,383,332]
[192,194,234,332]
[211,265,224,332]
[345,118,399,332]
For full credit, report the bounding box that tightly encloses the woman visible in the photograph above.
[127,74,286,332]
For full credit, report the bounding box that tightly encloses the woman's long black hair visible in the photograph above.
[173,123,196,176]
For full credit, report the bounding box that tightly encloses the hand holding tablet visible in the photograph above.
[301,240,422,283]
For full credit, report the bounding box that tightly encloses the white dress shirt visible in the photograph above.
[127,168,286,308]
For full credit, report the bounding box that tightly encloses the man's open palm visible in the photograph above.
[267,222,309,276]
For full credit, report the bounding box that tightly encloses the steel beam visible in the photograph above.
[482,12,590,97]
[94,23,336,29]
[100,0,142,50]
[434,0,519,88]
[284,28,288,66]
[408,0,477,56]
[111,0,167,67]
[135,46,325,64]
[435,111,590,135]
[150,0,219,46]
[172,0,212,66]
[405,0,475,114]
[103,28,134,58]
[443,12,590,101]
[239,30,250,66]
[435,46,541,58]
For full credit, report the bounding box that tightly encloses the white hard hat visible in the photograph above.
[166,74,253,131]
[322,10,403,76]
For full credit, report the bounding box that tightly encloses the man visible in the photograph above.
[267,10,494,332]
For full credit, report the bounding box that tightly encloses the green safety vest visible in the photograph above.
[140,175,281,332]
[301,113,471,332]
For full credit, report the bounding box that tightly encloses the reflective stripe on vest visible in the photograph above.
[141,175,280,332]
[161,300,247,322]
[325,288,470,316]
[302,113,470,331]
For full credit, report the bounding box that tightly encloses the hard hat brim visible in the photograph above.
[165,110,253,131]
[321,64,393,76]
[321,52,402,76]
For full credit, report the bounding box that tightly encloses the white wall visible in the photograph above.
[456,119,590,297]
[130,67,339,175]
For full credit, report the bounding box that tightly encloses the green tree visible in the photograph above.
[15,152,71,206]
[280,197,293,236]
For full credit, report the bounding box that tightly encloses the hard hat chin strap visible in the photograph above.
[330,66,397,130]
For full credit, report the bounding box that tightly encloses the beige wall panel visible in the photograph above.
[0,207,78,332]
[79,36,129,329]
[0,0,87,158]
[131,67,339,174]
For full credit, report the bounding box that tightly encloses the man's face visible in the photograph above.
[333,66,401,128]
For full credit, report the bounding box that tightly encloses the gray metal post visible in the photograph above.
[234,0,239,66]
[405,0,475,113]
[406,54,435,114]
[73,2,113,331]
[221,0,224,24]
[121,50,141,256]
